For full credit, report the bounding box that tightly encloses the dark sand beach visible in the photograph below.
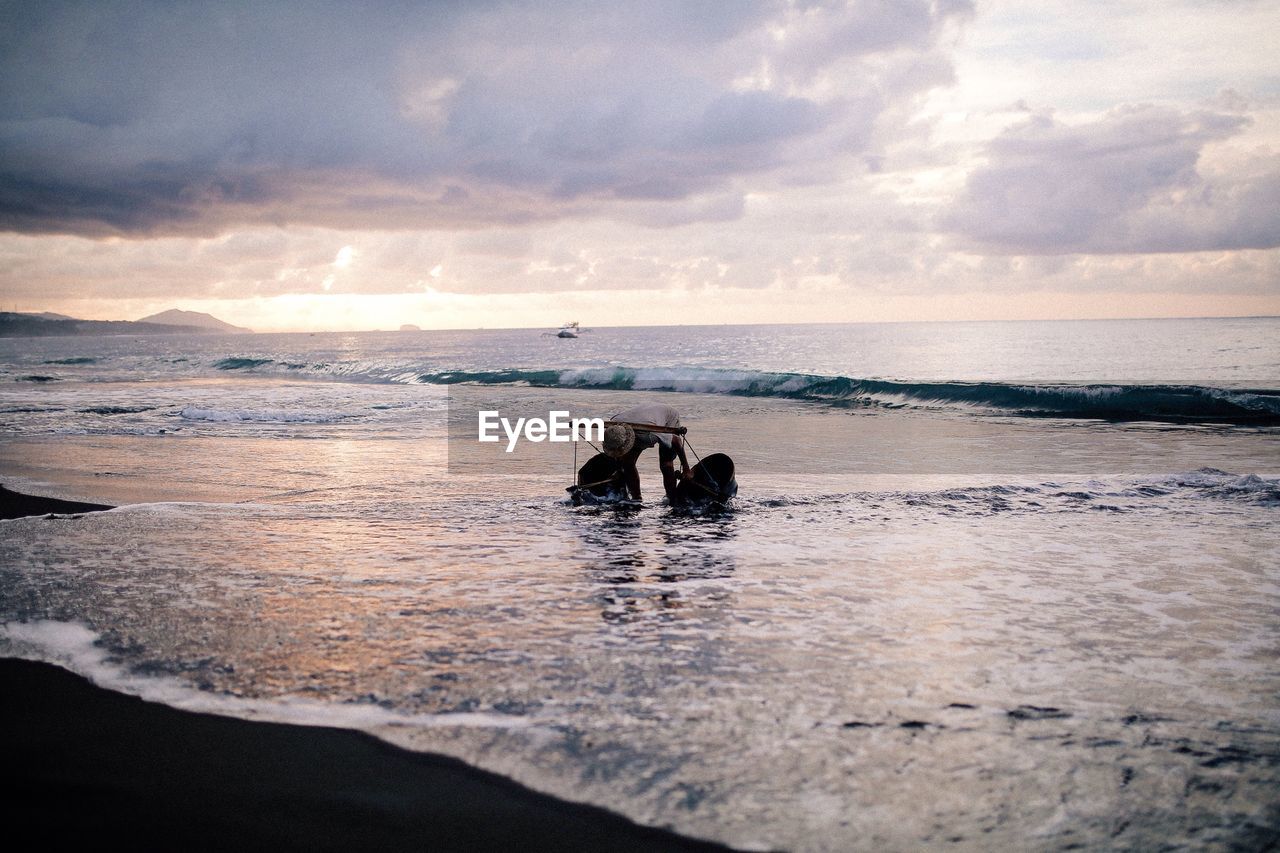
[0,658,728,852]
[0,484,114,520]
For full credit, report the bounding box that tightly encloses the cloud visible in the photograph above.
[5,0,1277,326]
[942,103,1280,254]
[0,0,966,237]
[764,0,968,76]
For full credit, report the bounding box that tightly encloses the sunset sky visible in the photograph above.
[1,0,1277,332]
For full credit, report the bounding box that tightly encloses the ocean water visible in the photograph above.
[1,318,1278,850]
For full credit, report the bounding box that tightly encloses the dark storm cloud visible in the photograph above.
[0,0,965,236]
[943,104,1280,254]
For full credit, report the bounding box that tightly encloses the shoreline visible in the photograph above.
[0,657,729,851]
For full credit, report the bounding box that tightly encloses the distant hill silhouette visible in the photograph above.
[0,311,253,338]
[137,309,252,333]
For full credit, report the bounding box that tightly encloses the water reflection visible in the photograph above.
[572,506,739,582]
[567,505,740,681]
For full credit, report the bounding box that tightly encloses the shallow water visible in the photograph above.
[1,320,1278,849]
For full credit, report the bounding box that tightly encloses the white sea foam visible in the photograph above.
[1142,468,1280,500]
[1,621,109,673]
[0,620,545,733]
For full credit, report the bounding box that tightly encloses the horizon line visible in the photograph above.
[7,309,1278,336]
[226,312,1280,335]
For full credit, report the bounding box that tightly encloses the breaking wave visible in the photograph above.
[203,358,1280,424]
[79,405,157,416]
[213,357,275,370]
[412,367,1280,425]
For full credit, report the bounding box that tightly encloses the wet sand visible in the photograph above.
[0,658,728,852]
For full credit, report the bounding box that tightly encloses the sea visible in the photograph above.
[1,317,1278,850]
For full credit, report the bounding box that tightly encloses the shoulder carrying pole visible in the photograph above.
[602,420,687,435]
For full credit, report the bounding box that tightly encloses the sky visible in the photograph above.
[0,0,1277,332]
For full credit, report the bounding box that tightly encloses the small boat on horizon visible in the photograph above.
[556,321,580,338]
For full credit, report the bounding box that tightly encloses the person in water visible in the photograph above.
[602,402,693,502]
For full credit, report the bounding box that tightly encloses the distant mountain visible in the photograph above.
[137,309,252,333]
[0,312,246,338]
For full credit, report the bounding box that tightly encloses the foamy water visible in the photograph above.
[1,320,1277,849]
